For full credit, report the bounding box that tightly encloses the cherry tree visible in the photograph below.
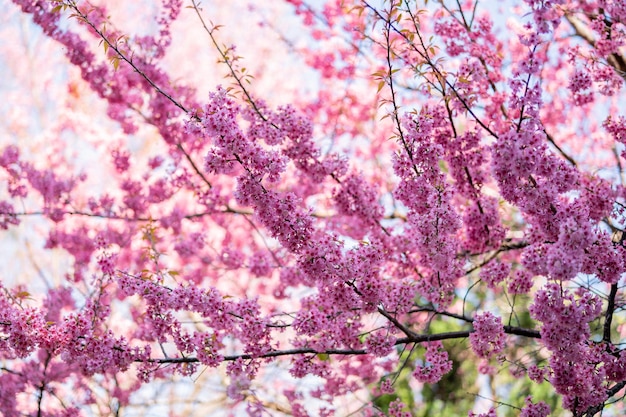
[1,0,626,416]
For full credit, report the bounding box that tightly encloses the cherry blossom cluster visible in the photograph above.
[469,312,505,359]
[0,144,82,222]
[413,341,453,384]
[519,396,550,417]
[528,283,616,413]
[530,284,601,356]
[393,109,463,307]
[604,115,626,159]
[118,275,274,362]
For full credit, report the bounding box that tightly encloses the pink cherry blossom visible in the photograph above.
[0,0,625,415]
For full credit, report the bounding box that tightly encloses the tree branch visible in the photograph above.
[141,323,540,365]
[604,283,618,343]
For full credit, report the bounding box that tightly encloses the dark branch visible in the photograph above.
[143,324,540,365]
[604,283,618,343]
